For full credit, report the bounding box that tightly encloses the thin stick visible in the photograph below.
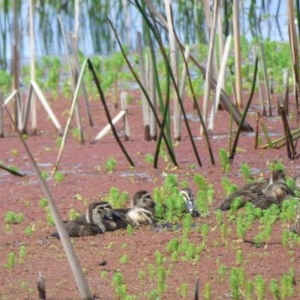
[178,46,190,132]
[52,59,88,176]
[259,42,272,116]
[87,59,135,167]
[142,1,253,132]
[0,92,3,137]
[280,105,297,158]
[233,0,243,108]
[283,68,289,114]
[254,112,260,150]
[208,34,232,132]
[201,0,219,135]
[91,111,126,143]
[108,16,178,168]
[120,91,130,141]
[165,0,180,140]
[12,0,19,129]
[3,104,93,300]
[0,164,25,177]
[137,32,150,141]
[69,35,94,127]
[229,57,259,160]
[29,0,37,134]
[30,81,63,134]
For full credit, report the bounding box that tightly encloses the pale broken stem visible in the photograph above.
[178,46,190,132]
[201,0,219,136]
[3,103,93,300]
[29,0,37,133]
[165,0,180,140]
[208,34,232,132]
[30,81,63,134]
[137,31,150,140]
[52,59,88,176]
[232,0,243,108]
[91,110,126,143]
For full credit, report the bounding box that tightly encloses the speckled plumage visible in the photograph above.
[218,170,294,211]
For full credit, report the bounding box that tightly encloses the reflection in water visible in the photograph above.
[0,0,288,69]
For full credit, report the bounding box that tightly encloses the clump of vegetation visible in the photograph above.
[4,211,24,224]
[104,187,129,209]
[105,157,117,172]
[219,148,230,174]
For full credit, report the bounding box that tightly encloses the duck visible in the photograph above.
[111,190,156,228]
[218,170,294,211]
[179,188,200,217]
[290,205,300,235]
[52,201,115,238]
[293,174,300,192]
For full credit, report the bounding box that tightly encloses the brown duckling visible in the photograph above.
[218,170,293,211]
[52,201,114,238]
[290,205,300,235]
[112,190,156,228]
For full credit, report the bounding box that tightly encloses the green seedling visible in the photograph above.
[72,127,80,139]
[19,245,26,264]
[54,171,64,183]
[155,251,165,265]
[105,158,117,172]
[219,148,230,174]
[145,153,154,164]
[126,224,134,235]
[5,252,16,269]
[179,283,188,298]
[239,163,253,183]
[11,149,19,157]
[68,209,80,220]
[4,211,24,224]
[236,249,243,265]
[41,171,49,180]
[254,275,266,300]
[24,225,35,236]
[157,265,166,294]
[119,254,129,264]
[39,198,48,208]
[269,279,280,300]
[100,270,108,280]
[55,137,62,148]
[204,283,212,300]
[138,270,146,281]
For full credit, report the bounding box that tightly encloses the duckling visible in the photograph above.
[52,202,114,238]
[128,190,156,226]
[86,201,114,232]
[293,174,300,191]
[179,188,200,217]
[218,170,293,211]
[290,205,300,235]
[112,190,156,228]
[259,169,294,200]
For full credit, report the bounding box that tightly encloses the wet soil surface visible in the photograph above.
[1,92,300,299]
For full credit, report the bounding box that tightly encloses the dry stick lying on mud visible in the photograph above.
[3,104,94,300]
